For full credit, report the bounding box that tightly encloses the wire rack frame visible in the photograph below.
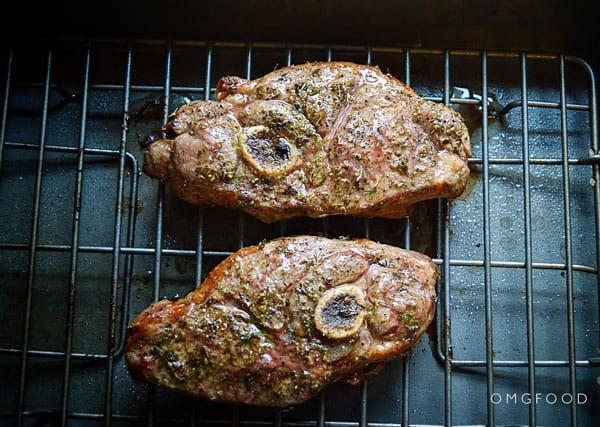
[0,38,599,427]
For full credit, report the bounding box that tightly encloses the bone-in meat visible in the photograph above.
[125,236,438,407]
[143,61,471,222]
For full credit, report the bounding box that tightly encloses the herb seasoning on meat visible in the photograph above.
[142,61,471,223]
[125,236,438,407]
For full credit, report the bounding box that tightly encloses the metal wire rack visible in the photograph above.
[0,38,599,427]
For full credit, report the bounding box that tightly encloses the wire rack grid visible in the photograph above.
[0,38,599,427]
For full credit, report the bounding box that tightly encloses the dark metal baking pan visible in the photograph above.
[0,33,599,426]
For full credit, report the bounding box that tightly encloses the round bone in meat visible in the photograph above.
[125,235,438,407]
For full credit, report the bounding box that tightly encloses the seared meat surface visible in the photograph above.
[143,61,471,222]
[125,236,437,407]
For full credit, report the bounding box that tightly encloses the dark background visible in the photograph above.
[2,0,599,70]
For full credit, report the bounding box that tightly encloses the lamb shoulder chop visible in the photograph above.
[143,61,471,222]
[125,235,438,407]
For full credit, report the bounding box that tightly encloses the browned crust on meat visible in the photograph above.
[125,236,437,406]
[142,61,471,222]
[188,245,261,304]
[143,139,173,181]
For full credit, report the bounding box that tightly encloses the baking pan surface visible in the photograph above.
[0,38,599,426]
